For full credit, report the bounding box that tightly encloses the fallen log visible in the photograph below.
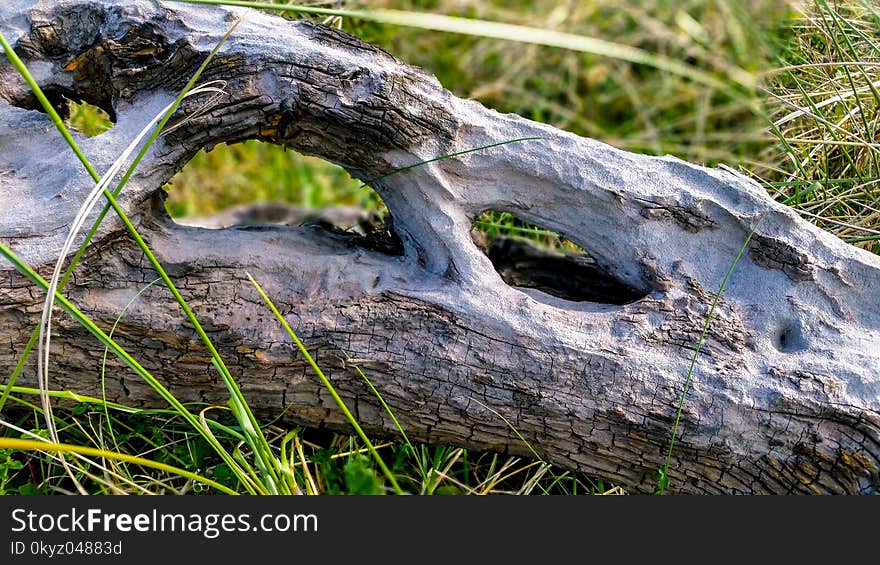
[1,0,878,494]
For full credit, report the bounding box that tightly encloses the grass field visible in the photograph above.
[1,0,878,495]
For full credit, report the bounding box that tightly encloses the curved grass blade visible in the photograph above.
[655,227,755,494]
[37,82,227,451]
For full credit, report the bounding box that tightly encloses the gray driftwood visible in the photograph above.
[1,0,879,494]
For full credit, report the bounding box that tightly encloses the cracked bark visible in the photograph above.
[1,0,879,494]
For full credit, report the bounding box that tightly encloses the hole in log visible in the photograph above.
[10,86,115,136]
[163,140,402,255]
[773,319,807,353]
[473,210,648,305]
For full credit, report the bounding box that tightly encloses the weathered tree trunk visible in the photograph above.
[1,0,878,494]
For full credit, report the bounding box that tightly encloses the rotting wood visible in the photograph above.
[1,0,879,494]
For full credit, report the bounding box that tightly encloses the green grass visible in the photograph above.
[2,0,879,496]
[758,0,880,253]
[163,141,378,218]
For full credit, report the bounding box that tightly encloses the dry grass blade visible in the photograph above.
[771,76,880,127]
[1,418,152,495]
[0,437,237,495]
[291,436,317,495]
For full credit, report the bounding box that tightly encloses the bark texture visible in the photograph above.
[1,0,879,494]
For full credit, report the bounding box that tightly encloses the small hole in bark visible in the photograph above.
[473,211,648,305]
[163,140,402,255]
[773,319,807,353]
[11,87,115,136]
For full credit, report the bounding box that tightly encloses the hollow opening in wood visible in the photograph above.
[10,86,115,136]
[162,140,402,255]
[773,318,807,353]
[473,210,648,305]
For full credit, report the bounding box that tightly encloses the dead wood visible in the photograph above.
[1,0,879,493]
